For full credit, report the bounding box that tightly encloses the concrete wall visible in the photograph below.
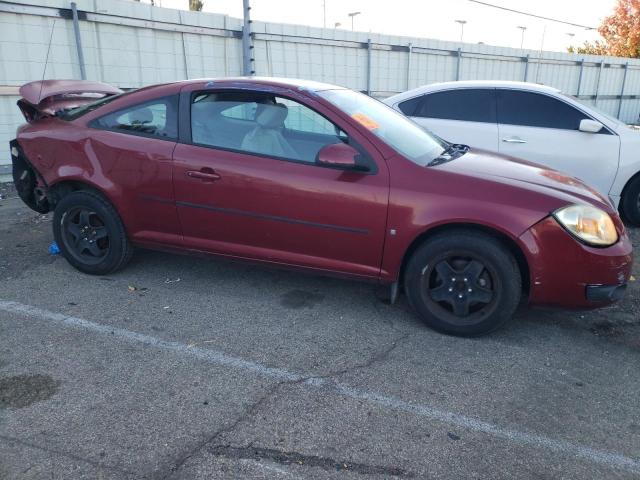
[3,0,640,176]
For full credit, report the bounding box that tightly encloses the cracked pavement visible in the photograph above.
[0,188,639,479]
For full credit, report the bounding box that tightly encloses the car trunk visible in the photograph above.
[16,79,122,122]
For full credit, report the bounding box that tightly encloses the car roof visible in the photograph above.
[385,80,561,104]
[98,77,347,115]
[174,76,346,92]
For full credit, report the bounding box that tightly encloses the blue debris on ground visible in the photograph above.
[48,241,60,255]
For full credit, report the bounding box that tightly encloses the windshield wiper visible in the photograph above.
[427,143,469,167]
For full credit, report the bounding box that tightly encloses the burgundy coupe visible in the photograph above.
[11,78,633,336]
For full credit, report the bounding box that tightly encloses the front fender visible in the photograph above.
[380,155,565,281]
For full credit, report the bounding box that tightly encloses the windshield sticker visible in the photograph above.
[351,113,379,130]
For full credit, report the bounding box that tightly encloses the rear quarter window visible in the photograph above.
[92,96,178,140]
[397,96,423,116]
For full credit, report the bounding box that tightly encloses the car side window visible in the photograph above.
[220,102,257,121]
[93,96,178,140]
[415,89,496,123]
[190,92,348,164]
[397,96,423,116]
[497,90,589,130]
[276,98,338,136]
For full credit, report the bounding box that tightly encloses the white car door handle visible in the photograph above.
[502,137,527,144]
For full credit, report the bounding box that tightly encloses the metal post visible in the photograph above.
[617,62,629,119]
[455,48,462,81]
[594,60,604,106]
[242,0,254,76]
[523,54,529,82]
[181,33,189,79]
[576,59,584,96]
[70,2,86,80]
[366,38,372,95]
[406,43,412,91]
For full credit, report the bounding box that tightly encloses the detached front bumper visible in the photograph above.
[519,216,633,309]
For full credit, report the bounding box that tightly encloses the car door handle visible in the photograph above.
[186,169,221,181]
[502,137,527,144]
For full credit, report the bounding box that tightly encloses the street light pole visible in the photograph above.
[517,26,527,49]
[348,11,361,31]
[322,0,326,28]
[535,24,547,83]
[455,20,467,42]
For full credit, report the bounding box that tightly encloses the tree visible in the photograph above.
[567,41,609,56]
[189,0,203,11]
[570,0,640,57]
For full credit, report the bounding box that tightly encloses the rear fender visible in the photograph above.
[10,139,50,213]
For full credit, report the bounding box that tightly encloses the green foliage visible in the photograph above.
[189,0,203,12]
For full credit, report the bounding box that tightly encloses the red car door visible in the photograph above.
[172,84,389,278]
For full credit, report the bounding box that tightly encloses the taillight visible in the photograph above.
[17,99,37,123]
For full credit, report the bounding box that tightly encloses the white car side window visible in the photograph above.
[497,90,595,131]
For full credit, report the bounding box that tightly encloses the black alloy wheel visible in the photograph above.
[53,190,133,275]
[404,230,521,336]
[424,254,497,321]
[60,207,110,265]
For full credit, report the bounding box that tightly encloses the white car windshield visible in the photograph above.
[318,89,447,166]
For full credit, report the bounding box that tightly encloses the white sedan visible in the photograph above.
[384,81,640,225]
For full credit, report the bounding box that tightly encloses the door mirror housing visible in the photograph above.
[316,143,367,171]
[579,119,604,133]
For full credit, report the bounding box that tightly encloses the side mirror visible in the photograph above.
[316,143,366,171]
[579,119,604,133]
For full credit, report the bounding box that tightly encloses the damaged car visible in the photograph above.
[11,78,633,336]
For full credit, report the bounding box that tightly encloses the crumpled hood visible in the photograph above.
[436,148,614,213]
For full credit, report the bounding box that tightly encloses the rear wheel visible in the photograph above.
[621,176,640,226]
[404,230,521,336]
[53,190,133,275]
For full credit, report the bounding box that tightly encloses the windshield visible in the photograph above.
[562,93,621,126]
[318,89,447,166]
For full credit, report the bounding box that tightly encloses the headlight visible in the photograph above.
[553,204,618,247]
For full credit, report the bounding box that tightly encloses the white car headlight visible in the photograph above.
[553,204,618,247]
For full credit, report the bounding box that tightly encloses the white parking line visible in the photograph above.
[1,299,639,475]
[240,460,304,480]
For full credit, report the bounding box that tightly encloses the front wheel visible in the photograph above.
[404,230,521,336]
[53,190,133,275]
[621,176,640,227]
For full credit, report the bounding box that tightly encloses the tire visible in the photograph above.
[53,190,133,275]
[403,230,521,337]
[621,176,640,227]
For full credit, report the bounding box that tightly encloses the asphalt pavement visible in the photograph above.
[0,185,639,479]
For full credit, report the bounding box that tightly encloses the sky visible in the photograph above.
[154,0,617,53]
